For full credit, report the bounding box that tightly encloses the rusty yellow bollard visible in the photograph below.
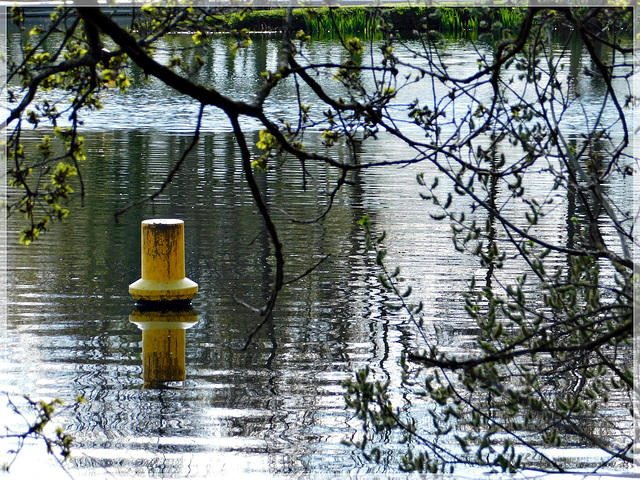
[129,308,198,389]
[129,219,198,304]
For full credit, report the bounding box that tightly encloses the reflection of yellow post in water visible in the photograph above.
[129,219,198,304]
[129,308,198,389]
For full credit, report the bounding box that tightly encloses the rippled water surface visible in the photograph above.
[2,28,635,480]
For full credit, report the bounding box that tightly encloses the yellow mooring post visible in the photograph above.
[129,219,198,304]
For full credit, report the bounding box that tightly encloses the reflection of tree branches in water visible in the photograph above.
[4,4,636,474]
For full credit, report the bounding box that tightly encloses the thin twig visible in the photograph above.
[114,103,205,221]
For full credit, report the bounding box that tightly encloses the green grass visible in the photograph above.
[299,8,379,36]
[214,6,530,39]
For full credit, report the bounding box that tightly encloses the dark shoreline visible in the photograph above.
[16,5,634,37]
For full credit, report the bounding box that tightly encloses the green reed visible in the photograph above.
[299,7,379,37]
[437,7,527,36]
[218,6,528,39]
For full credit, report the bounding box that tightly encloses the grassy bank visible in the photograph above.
[215,6,529,37]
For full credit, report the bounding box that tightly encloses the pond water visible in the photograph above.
[2,26,635,479]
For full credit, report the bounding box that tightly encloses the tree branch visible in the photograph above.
[77,8,259,118]
[113,103,205,221]
[228,113,284,348]
[408,319,631,370]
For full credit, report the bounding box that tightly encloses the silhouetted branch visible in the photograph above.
[114,103,205,221]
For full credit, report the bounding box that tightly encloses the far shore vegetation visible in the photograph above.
[202,5,632,38]
[20,6,634,39]
[207,6,529,37]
